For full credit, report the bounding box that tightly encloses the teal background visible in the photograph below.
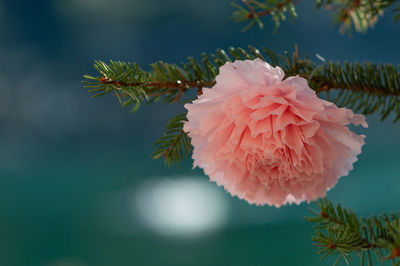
[0,1,399,265]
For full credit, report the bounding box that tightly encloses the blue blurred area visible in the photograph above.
[0,0,399,265]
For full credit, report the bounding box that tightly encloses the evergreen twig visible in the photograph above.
[306,199,400,265]
[231,0,400,33]
[231,0,298,31]
[152,113,191,168]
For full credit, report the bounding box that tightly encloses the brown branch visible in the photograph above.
[100,77,215,89]
[319,211,378,249]
[245,0,296,19]
[337,0,361,24]
[320,211,345,226]
[164,129,185,159]
[386,247,400,260]
[100,77,215,101]
[100,70,400,102]
[309,75,400,97]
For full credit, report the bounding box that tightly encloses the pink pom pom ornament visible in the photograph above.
[184,59,367,207]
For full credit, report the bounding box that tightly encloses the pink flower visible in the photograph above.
[183,59,367,207]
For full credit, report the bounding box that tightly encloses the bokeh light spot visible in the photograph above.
[135,176,229,237]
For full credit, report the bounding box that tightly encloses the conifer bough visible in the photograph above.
[231,0,400,33]
[306,199,400,265]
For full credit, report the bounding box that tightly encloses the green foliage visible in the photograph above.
[83,60,149,112]
[306,198,400,265]
[83,45,400,166]
[316,61,400,122]
[231,0,400,34]
[152,113,191,168]
[315,0,400,34]
[231,0,298,31]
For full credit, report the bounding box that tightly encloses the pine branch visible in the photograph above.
[83,45,400,166]
[152,113,191,168]
[231,0,400,33]
[231,0,298,31]
[83,46,400,120]
[83,61,149,112]
[317,0,400,34]
[312,61,400,121]
[305,198,400,265]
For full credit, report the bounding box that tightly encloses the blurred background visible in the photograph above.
[0,0,399,265]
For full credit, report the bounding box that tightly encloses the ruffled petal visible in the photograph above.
[184,59,367,207]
